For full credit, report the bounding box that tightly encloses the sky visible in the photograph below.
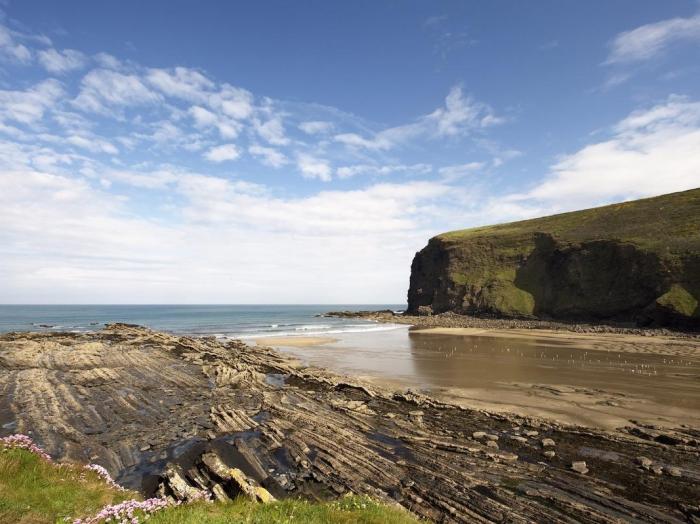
[1,0,699,304]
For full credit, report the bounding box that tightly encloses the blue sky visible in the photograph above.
[1,1,699,303]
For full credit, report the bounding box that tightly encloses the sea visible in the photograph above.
[0,304,406,338]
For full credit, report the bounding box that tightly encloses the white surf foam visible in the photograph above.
[232,323,406,339]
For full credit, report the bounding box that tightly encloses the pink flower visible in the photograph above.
[0,434,52,461]
[84,463,125,491]
[73,497,171,524]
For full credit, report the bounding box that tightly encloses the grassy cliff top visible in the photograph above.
[439,188,700,253]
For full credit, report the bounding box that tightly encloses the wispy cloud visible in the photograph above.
[0,25,32,63]
[333,86,501,151]
[146,66,215,102]
[248,144,288,167]
[606,12,700,64]
[336,163,432,179]
[438,162,485,180]
[74,69,162,114]
[204,143,240,162]
[0,79,64,125]
[298,120,333,134]
[37,48,87,74]
[296,153,331,181]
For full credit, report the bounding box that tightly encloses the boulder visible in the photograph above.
[571,461,589,474]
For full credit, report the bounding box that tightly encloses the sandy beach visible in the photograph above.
[410,326,700,357]
[270,322,700,432]
[254,336,338,347]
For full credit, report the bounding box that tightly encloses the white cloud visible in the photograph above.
[189,105,241,139]
[0,79,64,125]
[94,52,123,70]
[178,176,450,235]
[0,25,32,63]
[189,105,218,127]
[204,143,240,162]
[0,166,455,302]
[0,169,185,303]
[438,162,485,180]
[519,96,700,206]
[606,12,700,64]
[248,144,288,168]
[147,67,214,101]
[336,163,432,178]
[74,69,162,113]
[207,84,254,120]
[66,134,119,155]
[147,120,186,144]
[297,153,332,181]
[37,48,87,74]
[333,86,500,150]
[254,116,289,146]
[427,86,502,135]
[105,169,180,188]
[334,132,393,151]
[299,120,334,134]
[52,110,93,132]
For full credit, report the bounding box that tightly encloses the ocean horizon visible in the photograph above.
[0,304,406,337]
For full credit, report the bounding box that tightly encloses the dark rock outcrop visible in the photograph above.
[408,189,700,328]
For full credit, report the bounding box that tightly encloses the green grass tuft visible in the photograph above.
[146,496,419,524]
[0,446,421,524]
[0,446,136,523]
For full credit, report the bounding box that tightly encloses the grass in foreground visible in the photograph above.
[0,445,136,523]
[145,496,418,524]
[0,440,420,524]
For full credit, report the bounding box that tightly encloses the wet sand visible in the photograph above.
[413,326,700,357]
[254,336,338,347]
[274,326,700,431]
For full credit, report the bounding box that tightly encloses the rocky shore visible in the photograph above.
[1,324,699,522]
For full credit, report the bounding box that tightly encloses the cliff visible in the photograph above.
[408,188,700,328]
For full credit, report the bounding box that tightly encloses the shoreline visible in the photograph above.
[1,324,698,522]
[324,310,700,337]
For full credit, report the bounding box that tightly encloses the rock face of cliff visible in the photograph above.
[408,188,700,328]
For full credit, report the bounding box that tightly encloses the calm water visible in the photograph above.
[0,304,405,338]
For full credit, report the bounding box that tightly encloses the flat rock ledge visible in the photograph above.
[1,324,699,523]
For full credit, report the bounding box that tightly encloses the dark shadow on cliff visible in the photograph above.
[514,233,671,323]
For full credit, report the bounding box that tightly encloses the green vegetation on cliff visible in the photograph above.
[440,188,700,251]
[408,188,700,327]
[0,443,418,524]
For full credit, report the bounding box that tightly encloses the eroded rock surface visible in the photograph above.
[1,324,699,522]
